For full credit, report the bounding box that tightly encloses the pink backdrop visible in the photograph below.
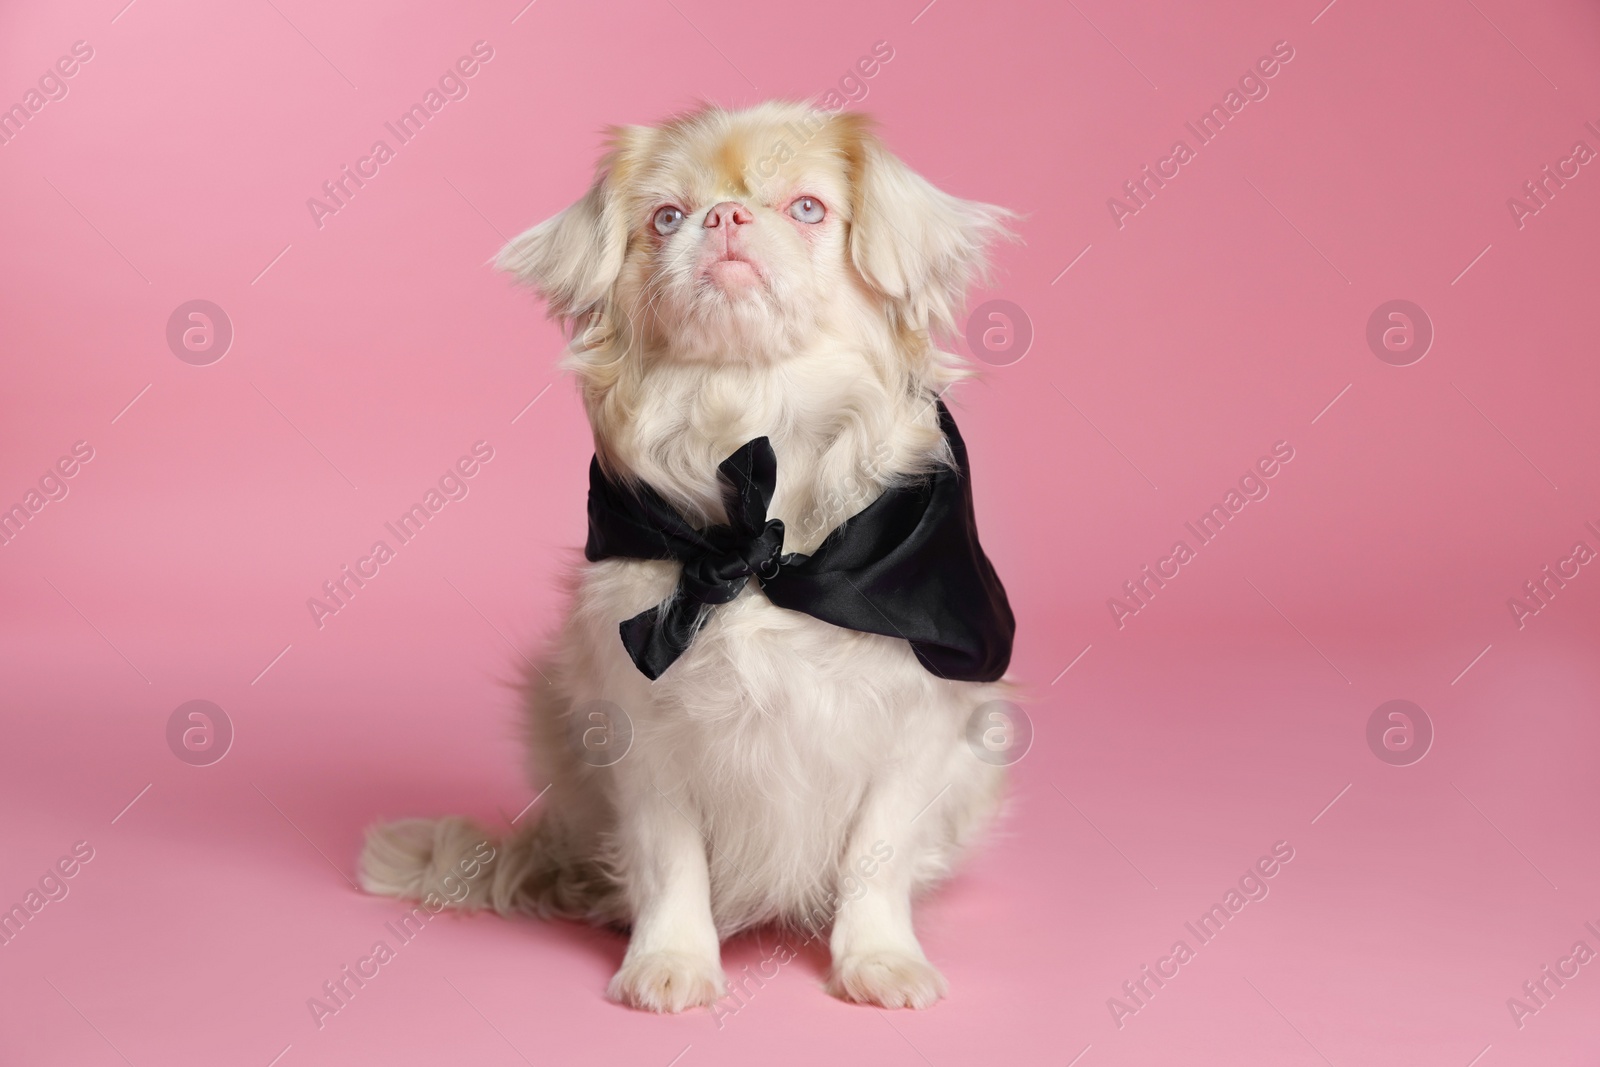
[4,0,1599,1063]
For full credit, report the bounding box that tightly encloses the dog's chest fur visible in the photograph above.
[574,354,967,929]
[595,349,948,555]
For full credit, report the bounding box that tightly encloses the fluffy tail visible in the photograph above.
[359,815,622,922]
[359,817,504,910]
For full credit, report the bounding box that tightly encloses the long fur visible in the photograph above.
[361,101,1018,1012]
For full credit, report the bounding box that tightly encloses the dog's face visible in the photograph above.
[498,103,1010,368]
[611,108,858,362]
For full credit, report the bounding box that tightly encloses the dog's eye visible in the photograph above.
[789,197,825,224]
[652,206,685,235]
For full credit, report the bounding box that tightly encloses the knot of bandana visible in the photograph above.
[678,515,789,605]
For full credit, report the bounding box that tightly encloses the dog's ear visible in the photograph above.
[839,115,1017,339]
[495,126,646,321]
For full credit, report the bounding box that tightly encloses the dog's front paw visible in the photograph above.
[827,951,948,1009]
[607,951,726,1013]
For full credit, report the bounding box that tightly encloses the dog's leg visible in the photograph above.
[826,776,950,1009]
[606,783,726,1012]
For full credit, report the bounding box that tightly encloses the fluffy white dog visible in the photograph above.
[361,101,1018,1012]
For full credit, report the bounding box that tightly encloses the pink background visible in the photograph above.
[4,0,1600,1063]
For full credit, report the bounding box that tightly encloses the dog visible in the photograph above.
[360,101,1018,1012]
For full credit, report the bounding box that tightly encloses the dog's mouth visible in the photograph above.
[702,251,763,290]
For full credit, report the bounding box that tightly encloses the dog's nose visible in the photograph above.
[703,201,753,228]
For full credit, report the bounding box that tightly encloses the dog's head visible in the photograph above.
[497,102,1013,374]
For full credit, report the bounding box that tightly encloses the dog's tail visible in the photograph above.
[359,817,506,911]
[358,815,621,922]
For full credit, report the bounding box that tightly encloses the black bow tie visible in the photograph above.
[584,399,1014,683]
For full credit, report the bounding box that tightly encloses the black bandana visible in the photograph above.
[584,399,1014,683]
